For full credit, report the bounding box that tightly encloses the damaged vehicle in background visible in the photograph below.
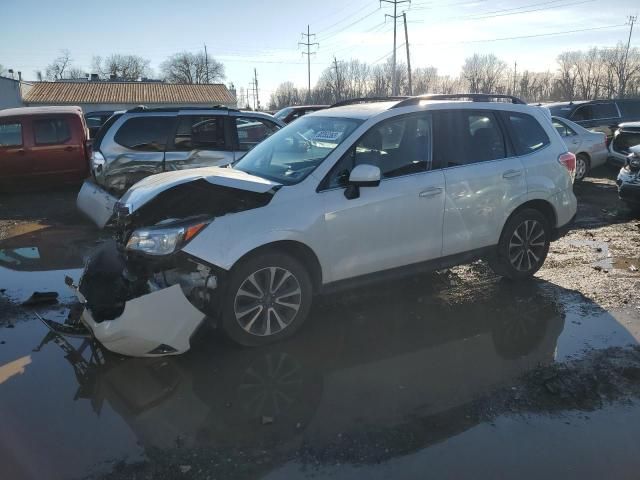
[551,116,607,182]
[71,94,577,357]
[616,144,640,211]
[77,106,284,227]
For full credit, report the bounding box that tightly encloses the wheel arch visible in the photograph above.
[508,199,557,231]
[232,240,323,293]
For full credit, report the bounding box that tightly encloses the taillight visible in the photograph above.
[558,152,576,182]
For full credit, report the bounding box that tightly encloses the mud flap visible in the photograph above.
[79,284,206,357]
[77,180,120,228]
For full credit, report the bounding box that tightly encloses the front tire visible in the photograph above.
[489,209,550,280]
[220,252,313,346]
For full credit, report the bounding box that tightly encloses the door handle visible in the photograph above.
[502,169,522,179]
[64,146,74,152]
[419,187,443,198]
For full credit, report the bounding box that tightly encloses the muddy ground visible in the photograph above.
[1,167,640,480]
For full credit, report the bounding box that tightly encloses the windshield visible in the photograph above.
[233,115,363,184]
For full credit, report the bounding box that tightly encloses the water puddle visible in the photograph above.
[0,225,639,479]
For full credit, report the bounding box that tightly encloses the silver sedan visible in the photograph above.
[552,116,608,182]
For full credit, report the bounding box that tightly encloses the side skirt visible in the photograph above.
[319,246,495,295]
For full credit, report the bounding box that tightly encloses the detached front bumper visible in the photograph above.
[76,284,206,357]
[71,241,217,357]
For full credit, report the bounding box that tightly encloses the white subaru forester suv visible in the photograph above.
[74,94,577,356]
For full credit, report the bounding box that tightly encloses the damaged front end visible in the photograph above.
[71,170,280,356]
[72,239,218,357]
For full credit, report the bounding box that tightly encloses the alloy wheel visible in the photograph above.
[575,156,587,180]
[234,267,302,336]
[508,220,546,272]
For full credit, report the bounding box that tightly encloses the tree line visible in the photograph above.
[268,42,640,109]
[40,49,225,84]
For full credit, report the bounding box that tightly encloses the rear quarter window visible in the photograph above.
[617,101,640,117]
[114,116,175,151]
[503,112,550,156]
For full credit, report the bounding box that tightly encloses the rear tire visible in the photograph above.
[489,209,550,280]
[574,154,589,182]
[220,252,313,347]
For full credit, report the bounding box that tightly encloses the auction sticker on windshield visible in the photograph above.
[314,131,343,142]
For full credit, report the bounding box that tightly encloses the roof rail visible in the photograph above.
[126,105,239,113]
[391,94,527,109]
[330,96,410,108]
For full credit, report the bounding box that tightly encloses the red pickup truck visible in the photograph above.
[0,106,91,190]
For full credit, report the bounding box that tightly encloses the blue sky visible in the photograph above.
[0,0,637,100]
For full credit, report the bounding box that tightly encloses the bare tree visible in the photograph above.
[556,51,580,100]
[160,51,225,84]
[412,67,438,95]
[92,54,151,81]
[461,54,483,93]
[45,49,73,80]
[269,81,303,109]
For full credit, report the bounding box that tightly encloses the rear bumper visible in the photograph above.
[76,180,120,228]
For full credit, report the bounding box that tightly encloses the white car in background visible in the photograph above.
[73,94,578,357]
[551,116,608,182]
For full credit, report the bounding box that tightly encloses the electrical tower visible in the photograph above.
[299,25,319,102]
[381,0,410,96]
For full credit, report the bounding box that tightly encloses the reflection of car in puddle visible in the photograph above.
[0,226,102,271]
[44,280,564,455]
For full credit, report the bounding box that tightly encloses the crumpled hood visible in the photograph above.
[119,167,281,213]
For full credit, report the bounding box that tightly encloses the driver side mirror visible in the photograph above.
[344,164,381,199]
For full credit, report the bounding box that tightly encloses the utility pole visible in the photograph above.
[204,44,209,83]
[621,15,637,98]
[403,12,412,95]
[299,25,319,102]
[513,61,517,96]
[382,0,410,96]
[333,56,342,102]
[254,68,260,110]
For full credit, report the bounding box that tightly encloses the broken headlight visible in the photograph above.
[126,219,208,256]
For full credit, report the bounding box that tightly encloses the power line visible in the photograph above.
[413,23,627,46]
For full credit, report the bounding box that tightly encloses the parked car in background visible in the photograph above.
[77,106,284,227]
[616,145,640,210]
[72,94,577,356]
[0,106,91,190]
[84,111,114,138]
[546,99,640,141]
[608,122,640,167]
[274,105,329,124]
[552,116,607,181]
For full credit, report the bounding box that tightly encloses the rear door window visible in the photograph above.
[114,116,174,151]
[33,118,71,145]
[617,101,640,116]
[433,110,506,167]
[504,112,550,155]
[591,103,619,119]
[235,117,280,151]
[173,115,227,151]
[0,122,23,147]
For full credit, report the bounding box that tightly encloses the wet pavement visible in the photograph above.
[1,170,640,480]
